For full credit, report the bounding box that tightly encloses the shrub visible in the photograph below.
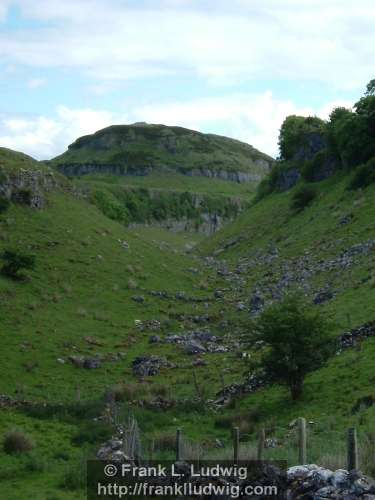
[290,185,317,212]
[3,429,34,454]
[1,249,36,280]
[0,196,10,214]
[348,158,375,190]
[253,295,335,400]
[13,188,32,205]
[72,421,112,446]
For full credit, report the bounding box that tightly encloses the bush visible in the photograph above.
[1,249,36,280]
[253,295,335,400]
[290,185,317,212]
[348,158,375,190]
[3,430,34,454]
[72,421,112,446]
[0,196,10,214]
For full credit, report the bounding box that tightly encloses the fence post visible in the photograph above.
[233,427,240,464]
[257,428,265,460]
[176,428,182,462]
[298,417,307,464]
[347,428,358,470]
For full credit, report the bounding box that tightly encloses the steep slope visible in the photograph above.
[50,123,273,183]
[0,149,246,498]
[195,172,375,472]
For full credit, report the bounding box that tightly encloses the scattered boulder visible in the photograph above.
[132,356,174,377]
[184,340,206,355]
[97,438,133,462]
[131,295,145,304]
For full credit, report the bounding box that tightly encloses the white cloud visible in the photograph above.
[0,106,120,159]
[129,93,354,157]
[27,77,47,89]
[0,0,374,89]
[0,94,354,160]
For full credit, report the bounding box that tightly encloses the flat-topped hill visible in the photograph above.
[50,123,273,183]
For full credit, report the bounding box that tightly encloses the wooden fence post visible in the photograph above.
[298,417,307,464]
[257,428,265,460]
[176,428,182,462]
[347,428,358,470]
[233,427,240,464]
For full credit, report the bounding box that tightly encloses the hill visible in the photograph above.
[2,84,375,497]
[48,124,273,236]
[50,123,273,183]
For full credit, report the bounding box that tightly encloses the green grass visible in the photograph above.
[76,172,257,200]
[3,147,375,497]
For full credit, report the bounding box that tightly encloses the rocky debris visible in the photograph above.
[97,437,133,462]
[214,372,268,405]
[135,319,161,331]
[340,213,354,225]
[132,356,174,377]
[150,290,169,299]
[68,355,102,369]
[313,288,334,305]
[265,437,280,448]
[184,340,206,355]
[84,358,102,369]
[0,394,31,408]
[164,329,230,355]
[149,335,162,344]
[236,302,247,311]
[131,295,145,304]
[214,289,225,299]
[340,320,375,349]
[84,336,104,346]
[249,290,265,315]
[287,464,375,499]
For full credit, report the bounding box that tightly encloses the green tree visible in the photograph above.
[365,78,375,96]
[278,115,325,161]
[254,296,335,400]
[1,249,36,280]
[290,184,317,212]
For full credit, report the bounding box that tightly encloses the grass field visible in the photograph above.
[2,149,375,497]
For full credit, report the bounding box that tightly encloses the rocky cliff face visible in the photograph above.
[51,123,273,184]
[0,166,59,208]
[130,213,229,236]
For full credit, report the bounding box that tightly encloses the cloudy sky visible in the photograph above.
[0,0,374,159]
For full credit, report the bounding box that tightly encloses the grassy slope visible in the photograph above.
[0,153,247,498]
[3,146,375,498]
[197,173,375,470]
[74,172,256,200]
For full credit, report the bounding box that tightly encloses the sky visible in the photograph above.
[0,0,374,160]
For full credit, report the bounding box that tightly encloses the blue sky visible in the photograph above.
[0,0,374,159]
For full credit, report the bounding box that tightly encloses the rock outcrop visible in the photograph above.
[0,167,59,208]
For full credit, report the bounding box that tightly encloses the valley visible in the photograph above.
[1,102,375,499]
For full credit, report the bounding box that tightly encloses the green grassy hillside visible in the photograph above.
[3,143,375,498]
[50,123,273,183]
[196,172,375,472]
